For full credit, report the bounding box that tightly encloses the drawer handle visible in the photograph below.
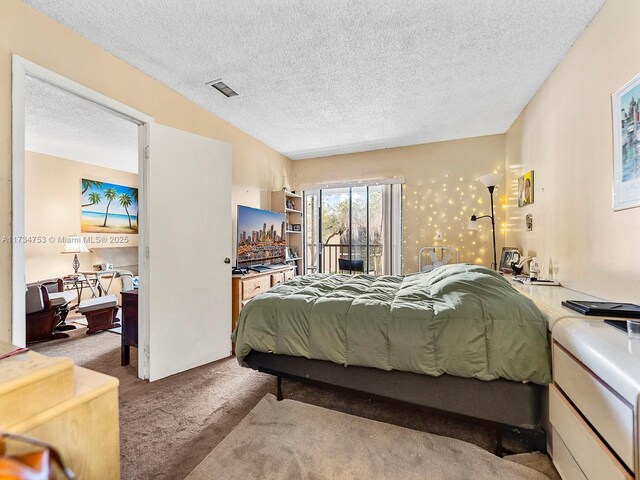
[255,285,261,289]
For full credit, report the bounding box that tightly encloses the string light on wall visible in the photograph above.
[401,166,503,272]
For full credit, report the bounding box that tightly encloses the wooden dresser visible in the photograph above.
[0,341,120,478]
[231,265,295,353]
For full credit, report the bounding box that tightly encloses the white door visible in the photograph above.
[146,124,231,381]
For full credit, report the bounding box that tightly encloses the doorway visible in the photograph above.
[12,56,152,378]
[13,56,233,382]
[24,74,140,357]
[304,181,403,275]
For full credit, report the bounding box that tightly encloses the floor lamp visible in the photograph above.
[467,173,503,270]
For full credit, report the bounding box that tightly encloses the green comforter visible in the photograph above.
[232,264,551,385]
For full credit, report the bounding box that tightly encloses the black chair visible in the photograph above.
[338,258,365,274]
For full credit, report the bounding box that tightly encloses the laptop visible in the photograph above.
[561,300,640,319]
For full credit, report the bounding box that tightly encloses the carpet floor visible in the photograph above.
[187,394,553,480]
[32,329,558,480]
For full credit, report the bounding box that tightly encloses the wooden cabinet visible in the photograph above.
[271,272,285,287]
[1,341,120,479]
[13,367,120,480]
[231,266,296,353]
[121,289,138,366]
[241,275,272,301]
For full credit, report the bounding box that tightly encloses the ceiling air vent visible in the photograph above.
[207,79,238,98]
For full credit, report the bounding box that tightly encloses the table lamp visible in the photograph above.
[467,173,503,270]
[61,234,89,273]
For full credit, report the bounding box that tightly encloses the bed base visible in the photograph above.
[243,351,546,453]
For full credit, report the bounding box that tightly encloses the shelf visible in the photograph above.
[285,208,303,214]
[286,230,302,234]
[285,192,302,199]
[286,257,302,262]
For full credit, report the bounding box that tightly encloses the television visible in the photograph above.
[236,205,287,267]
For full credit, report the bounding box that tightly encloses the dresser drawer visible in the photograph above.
[549,384,631,480]
[271,272,285,287]
[283,269,294,281]
[553,343,635,471]
[241,276,271,300]
[552,427,587,480]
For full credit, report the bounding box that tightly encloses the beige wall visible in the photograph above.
[293,135,506,273]
[504,0,640,302]
[25,151,138,282]
[0,0,293,342]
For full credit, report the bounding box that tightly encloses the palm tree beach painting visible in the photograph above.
[81,178,138,234]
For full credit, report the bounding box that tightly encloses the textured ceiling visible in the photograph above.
[26,0,605,160]
[25,76,139,172]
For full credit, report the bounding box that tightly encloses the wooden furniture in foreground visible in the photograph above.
[0,341,120,479]
[232,265,295,354]
[121,289,139,366]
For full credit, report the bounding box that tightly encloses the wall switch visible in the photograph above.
[525,214,533,231]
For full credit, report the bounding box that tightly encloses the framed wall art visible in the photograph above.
[517,171,534,207]
[612,72,640,210]
[81,178,138,234]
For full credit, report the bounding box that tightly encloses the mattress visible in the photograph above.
[232,264,551,385]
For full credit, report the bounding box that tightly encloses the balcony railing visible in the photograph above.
[311,243,384,275]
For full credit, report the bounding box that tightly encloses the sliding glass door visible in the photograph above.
[303,183,402,275]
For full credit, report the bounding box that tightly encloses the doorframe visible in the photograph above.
[12,55,153,379]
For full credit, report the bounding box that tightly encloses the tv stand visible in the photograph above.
[231,264,296,354]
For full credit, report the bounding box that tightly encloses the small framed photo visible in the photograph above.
[291,223,302,231]
[525,214,533,231]
[499,247,520,273]
[612,72,640,210]
[518,171,534,207]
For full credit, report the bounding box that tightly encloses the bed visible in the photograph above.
[232,264,551,450]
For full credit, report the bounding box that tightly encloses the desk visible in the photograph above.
[121,289,138,366]
[62,275,96,308]
[79,270,119,297]
[507,275,605,331]
[506,275,637,478]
